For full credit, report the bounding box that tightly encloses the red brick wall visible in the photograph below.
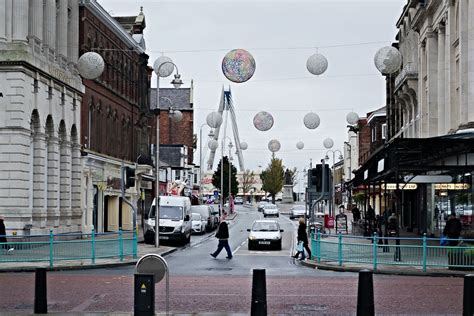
[358,118,371,166]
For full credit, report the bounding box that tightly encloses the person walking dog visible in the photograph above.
[210,217,233,259]
[293,217,312,261]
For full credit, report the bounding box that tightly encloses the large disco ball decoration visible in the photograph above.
[306,53,328,76]
[222,49,256,83]
[296,141,304,150]
[153,56,174,77]
[374,46,402,75]
[303,112,321,130]
[208,139,219,150]
[323,138,334,149]
[346,112,359,125]
[170,110,183,123]
[206,112,223,128]
[253,111,274,131]
[77,52,105,80]
[268,139,281,153]
[240,142,248,150]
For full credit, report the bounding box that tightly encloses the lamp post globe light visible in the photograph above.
[323,138,334,149]
[152,57,183,248]
[240,141,248,151]
[199,116,221,200]
[296,141,304,150]
[303,112,320,130]
[306,52,329,76]
[374,46,402,75]
[77,52,105,80]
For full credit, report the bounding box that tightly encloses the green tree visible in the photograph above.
[260,154,284,203]
[212,156,238,200]
[241,169,256,198]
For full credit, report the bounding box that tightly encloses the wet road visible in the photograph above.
[0,205,464,315]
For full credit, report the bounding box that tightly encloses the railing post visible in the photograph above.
[317,230,321,263]
[91,228,96,264]
[119,229,124,262]
[338,233,343,266]
[133,228,137,259]
[373,232,378,271]
[422,233,427,272]
[49,230,54,267]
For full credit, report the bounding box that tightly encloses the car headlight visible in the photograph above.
[272,236,280,240]
[249,235,256,240]
[174,225,183,233]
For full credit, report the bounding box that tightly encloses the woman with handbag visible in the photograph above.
[293,217,312,260]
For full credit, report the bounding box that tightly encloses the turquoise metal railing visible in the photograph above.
[0,229,137,267]
[311,232,474,271]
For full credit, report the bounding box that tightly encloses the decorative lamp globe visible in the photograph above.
[153,56,174,77]
[222,49,256,83]
[268,139,281,153]
[253,111,274,131]
[208,139,219,151]
[240,142,248,150]
[170,110,183,123]
[323,138,334,149]
[374,46,402,75]
[306,53,328,76]
[303,112,320,129]
[296,141,304,150]
[77,52,105,80]
[346,112,359,125]
[206,112,223,129]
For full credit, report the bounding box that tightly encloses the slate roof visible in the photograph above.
[150,88,193,111]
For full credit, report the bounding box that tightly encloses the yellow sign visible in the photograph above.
[435,183,470,190]
[141,283,146,293]
[381,183,418,190]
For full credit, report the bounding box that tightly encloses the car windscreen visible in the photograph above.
[149,206,183,220]
[294,206,305,210]
[265,205,277,209]
[191,213,201,221]
[191,206,209,217]
[252,222,279,232]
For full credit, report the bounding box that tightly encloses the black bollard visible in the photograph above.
[134,274,155,316]
[34,268,47,314]
[357,269,374,316]
[463,274,474,316]
[251,269,267,316]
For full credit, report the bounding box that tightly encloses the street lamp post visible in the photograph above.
[153,59,183,248]
[228,142,234,213]
[220,136,233,216]
[325,149,343,216]
[199,123,215,198]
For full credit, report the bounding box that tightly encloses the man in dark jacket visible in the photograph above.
[444,213,462,246]
[293,217,312,260]
[210,218,232,259]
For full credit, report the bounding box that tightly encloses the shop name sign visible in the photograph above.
[435,183,470,190]
[381,183,418,190]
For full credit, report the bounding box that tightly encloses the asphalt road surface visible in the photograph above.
[0,205,464,315]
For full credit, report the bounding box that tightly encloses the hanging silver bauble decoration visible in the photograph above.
[208,139,219,150]
[346,112,359,125]
[268,139,281,153]
[206,112,223,128]
[240,142,248,150]
[296,141,304,150]
[222,49,256,83]
[253,111,274,131]
[374,46,402,75]
[303,112,321,130]
[77,52,105,80]
[153,56,175,77]
[306,53,328,76]
[170,110,183,123]
[323,138,334,149]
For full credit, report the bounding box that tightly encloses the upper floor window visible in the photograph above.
[382,124,387,140]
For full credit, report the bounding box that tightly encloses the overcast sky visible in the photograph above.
[100,0,406,179]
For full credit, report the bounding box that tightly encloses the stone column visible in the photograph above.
[468,0,474,123]
[437,25,446,135]
[12,0,28,42]
[71,143,82,227]
[419,41,428,137]
[67,0,79,68]
[459,0,469,126]
[43,0,56,61]
[32,133,47,229]
[426,30,439,137]
[445,9,453,133]
[60,141,72,227]
[0,0,6,41]
[56,0,68,67]
[28,0,43,51]
[47,136,60,228]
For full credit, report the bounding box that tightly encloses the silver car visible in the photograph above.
[247,219,284,250]
[263,204,279,217]
[290,205,306,219]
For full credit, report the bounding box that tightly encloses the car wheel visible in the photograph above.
[277,241,282,251]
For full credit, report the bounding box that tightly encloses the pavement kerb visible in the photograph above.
[300,259,472,278]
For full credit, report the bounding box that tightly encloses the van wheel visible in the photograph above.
[186,233,191,244]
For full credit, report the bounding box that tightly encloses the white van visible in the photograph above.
[144,196,192,246]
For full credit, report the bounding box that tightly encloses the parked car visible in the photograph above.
[191,213,206,234]
[247,219,284,250]
[289,205,306,219]
[234,197,244,204]
[257,202,267,212]
[263,204,279,217]
[191,205,217,232]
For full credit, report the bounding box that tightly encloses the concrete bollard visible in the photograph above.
[463,274,474,316]
[251,269,267,316]
[357,269,374,316]
[34,268,47,314]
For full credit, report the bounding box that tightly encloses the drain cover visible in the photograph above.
[292,304,328,312]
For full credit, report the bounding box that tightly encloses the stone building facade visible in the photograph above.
[0,0,84,235]
[79,1,152,233]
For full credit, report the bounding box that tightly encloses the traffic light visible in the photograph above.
[125,166,136,189]
[308,164,330,192]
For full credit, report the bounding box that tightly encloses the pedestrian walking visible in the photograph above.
[352,206,361,222]
[434,206,440,230]
[0,216,13,253]
[443,213,462,247]
[293,217,312,261]
[387,213,401,261]
[210,218,232,259]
